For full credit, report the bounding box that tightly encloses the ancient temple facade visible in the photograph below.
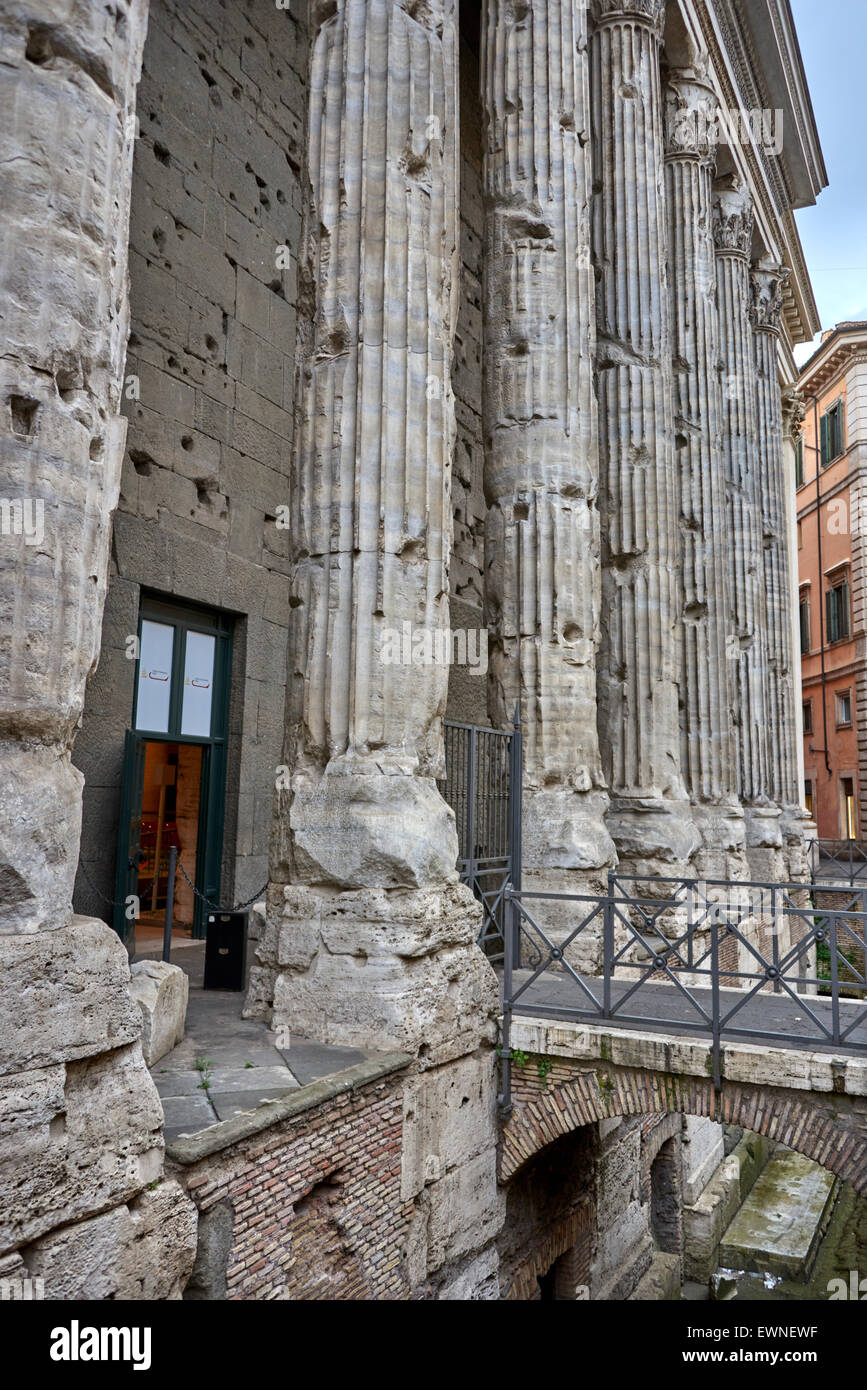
[0,0,826,1298]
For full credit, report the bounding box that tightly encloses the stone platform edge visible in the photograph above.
[505,1015,867,1096]
[166,1052,413,1165]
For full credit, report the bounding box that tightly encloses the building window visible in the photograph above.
[803,700,813,734]
[820,400,845,466]
[826,576,850,643]
[799,595,811,653]
[841,776,857,840]
[797,520,803,549]
[804,780,814,818]
[795,434,805,487]
[836,689,853,727]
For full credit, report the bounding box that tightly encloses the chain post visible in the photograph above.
[162,845,177,962]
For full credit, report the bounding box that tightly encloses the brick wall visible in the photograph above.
[174,1063,415,1300]
[73,0,308,917]
[497,1124,596,1300]
[500,1055,867,1193]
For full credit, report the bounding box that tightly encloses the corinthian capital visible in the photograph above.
[665,70,720,163]
[591,0,666,37]
[750,263,789,334]
[782,385,807,441]
[712,178,753,257]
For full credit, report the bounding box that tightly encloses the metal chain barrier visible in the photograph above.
[76,857,127,910]
[76,854,267,915]
[176,858,268,914]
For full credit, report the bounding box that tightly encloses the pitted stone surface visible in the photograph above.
[21,1179,197,1300]
[0,917,142,1076]
[130,960,189,1067]
[0,0,148,930]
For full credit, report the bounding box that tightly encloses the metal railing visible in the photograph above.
[810,838,867,884]
[499,872,867,1106]
[439,711,522,963]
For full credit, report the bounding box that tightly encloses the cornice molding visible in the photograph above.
[688,0,823,344]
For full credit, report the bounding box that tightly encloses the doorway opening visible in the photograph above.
[114,596,232,956]
[135,740,203,951]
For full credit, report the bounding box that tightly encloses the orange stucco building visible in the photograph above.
[796,322,867,840]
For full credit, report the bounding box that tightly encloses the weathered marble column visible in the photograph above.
[591,0,698,874]
[268,0,496,1055]
[663,71,746,878]
[712,179,779,866]
[0,0,195,1295]
[752,264,807,875]
[481,0,614,896]
[263,0,504,1293]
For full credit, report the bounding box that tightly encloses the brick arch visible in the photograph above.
[499,1061,867,1195]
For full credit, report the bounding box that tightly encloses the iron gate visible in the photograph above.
[439,711,522,962]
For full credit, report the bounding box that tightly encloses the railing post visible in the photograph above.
[508,704,522,968]
[604,870,615,1018]
[499,884,515,1111]
[710,910,721,1092]
[162,844,177,963]
[771,883,781,994]
[465,723,476,887]
[829,911,841,1045]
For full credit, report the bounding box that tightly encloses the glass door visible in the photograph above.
[114,598,232,946]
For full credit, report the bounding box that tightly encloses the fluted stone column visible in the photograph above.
[663,71,746,878]
[481,0,614,901]
[0,0,196,1296]
[713,179,779,867]
[266,0,497,1055]
[752,264,807,876]
[591,0,698,875]
[265,0,504,1291]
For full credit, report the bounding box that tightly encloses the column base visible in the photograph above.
[515,787,614,974]
[690,802,750,882]
[277,762,460,894]
[606,796,702,881]
[780,804,813,883]
[0,915,197,1295]
[268,880,499,1059]
[743,804,787,882]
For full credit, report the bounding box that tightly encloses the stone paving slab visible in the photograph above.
[719,1149,838,1281]
[207,1065,300,1093]
[277,1040,369,1086]
[148,979,382,1139]
[152,1069,209,1098]
[160,1094,217,1143]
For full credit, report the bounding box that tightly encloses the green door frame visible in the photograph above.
[113,596,233,943]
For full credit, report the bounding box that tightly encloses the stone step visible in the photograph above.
[718,1149,838,1282]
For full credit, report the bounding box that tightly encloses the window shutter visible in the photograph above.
[842,579,850,638]
[826,587,836,643]
[820,411,830,466]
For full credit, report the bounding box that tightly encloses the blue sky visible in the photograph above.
[790,0,867,362]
